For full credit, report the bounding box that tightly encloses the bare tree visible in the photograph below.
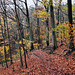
[25,0,34,51]
[13,0,27,68]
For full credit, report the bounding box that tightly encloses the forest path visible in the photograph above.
[0,46,75,75]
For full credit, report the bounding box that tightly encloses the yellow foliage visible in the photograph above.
[53,23,75,45]
[18,39,34,50]
[33,9,50,21]
[0,46,9,62]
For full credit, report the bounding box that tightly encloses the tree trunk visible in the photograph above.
[50,0,57,50]
[17,30,23,67]
[68,0,74,50]
[25,0,34,51]
[44,3,49,47]
[17,8,24,38]
[36,0,40,49]
[13,0,27,68]
[46,18,49,46]
[0,17,8,68]
[3,0,13,65]
[45,7,49,46]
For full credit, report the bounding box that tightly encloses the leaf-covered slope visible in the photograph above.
[0,46,75,75]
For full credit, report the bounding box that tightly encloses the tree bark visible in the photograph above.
[3,0,13,65]
[0,16,8,68]
[17,30,23,67]
[68,0,74,50]
[45,7,49,46]
[25,0,34,51]
[13,0,27,68]
[36,0,40,49]
[50,0,57,50]
[17,8,24,38]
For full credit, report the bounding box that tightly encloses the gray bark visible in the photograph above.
[25,0,34,51]
[36,0,40,49]
[50,0,57,50]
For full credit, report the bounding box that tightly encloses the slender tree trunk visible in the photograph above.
[17,30,23,67]
[43,2,49,46]
[57,8,59,26]
[37,19,40,49]
[36,0,40,49]
[17,8,24,38]
[17,8,24,67]
[0,17,8,68]
[57,0,62,25]
[46,18,49,46]
[5,14,13,65]
[56,7,59,40]
[50,0,57,50]
[25,0,34,51]
[13,0,27,68]
[41,1,49,47]
[57,0,63,45]
[3,0,13,65]
[45,7,49,46]
[68,0,74,50]
[60,9,63,45]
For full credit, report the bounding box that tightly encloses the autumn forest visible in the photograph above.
[0,0,75,75]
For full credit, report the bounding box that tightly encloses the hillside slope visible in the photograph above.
[0,45,75,75]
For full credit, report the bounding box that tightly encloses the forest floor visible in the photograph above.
[0,45,75,75]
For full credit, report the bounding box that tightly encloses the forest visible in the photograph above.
[0,0,75,75]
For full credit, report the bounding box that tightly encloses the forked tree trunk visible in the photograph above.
[13,0,27,68]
